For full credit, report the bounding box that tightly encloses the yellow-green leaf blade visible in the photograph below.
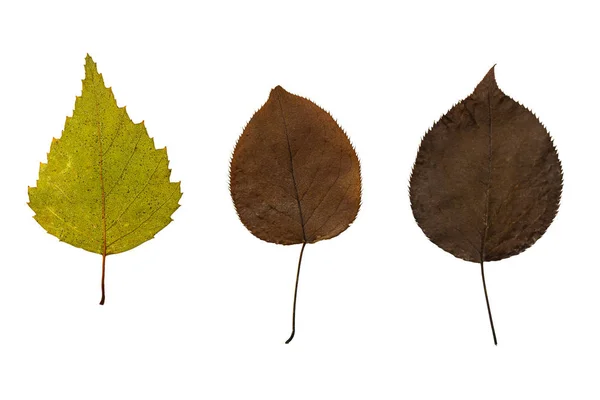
[28,55,182,256]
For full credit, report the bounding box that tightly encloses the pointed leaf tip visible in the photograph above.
[473,65,499,95]
[270,85,287,96]
[85,54,95,65]
[84,55,99,78]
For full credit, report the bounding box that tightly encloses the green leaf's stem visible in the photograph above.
[285,242,307,344]
[99,253,106,305]
[480,261,497,345]
[94,69,108,306]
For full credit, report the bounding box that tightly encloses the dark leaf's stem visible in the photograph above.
[480,261,497,345]
[285,242,307,344]
[99,253,106,305]
[479,91,497,345]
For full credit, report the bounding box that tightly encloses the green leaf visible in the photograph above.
[28,55,182,304]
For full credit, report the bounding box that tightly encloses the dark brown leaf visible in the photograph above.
[409,66,563,344]
[230,86,361,343]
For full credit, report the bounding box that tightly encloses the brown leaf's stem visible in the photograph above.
[99,253,106,305]
[285,242,307,344]
[480,261,497,345]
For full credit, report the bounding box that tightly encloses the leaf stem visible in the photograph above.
[99,253,106,305]
[285,242,307,344]
[480,261,497,345]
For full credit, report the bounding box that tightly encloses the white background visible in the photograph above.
[0,0,598,399]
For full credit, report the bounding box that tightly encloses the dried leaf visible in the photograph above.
[409,66,562,344]
[28,55,182,305]
[230,86,361,343]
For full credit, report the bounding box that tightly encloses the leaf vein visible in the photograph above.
[276,92,307,241]
[106,187,179,251]
[105,128,144,199]
[102,109,126,157]
[311,181,353,236]
[45,206,98,246]
[303,147,344,226]
[106,157,163,232]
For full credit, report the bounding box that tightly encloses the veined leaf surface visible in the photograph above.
[230,86,361,343]
[28,55,182,304]
[409,66,562,344]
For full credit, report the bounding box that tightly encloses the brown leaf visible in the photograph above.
[230,86,361,342]
[409,66,563,344]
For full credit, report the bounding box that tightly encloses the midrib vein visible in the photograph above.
[94,85,107,256]
[276,94,307,242]
[480,92,493,262]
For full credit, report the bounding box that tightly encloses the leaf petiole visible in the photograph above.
[99,253,106,305]
[285,242,307,344]
[480,261,497,345]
